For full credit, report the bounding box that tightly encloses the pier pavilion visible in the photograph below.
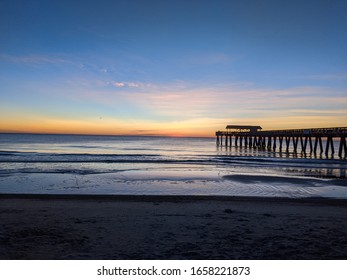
[226,125,262,133]
[216,125,347,158]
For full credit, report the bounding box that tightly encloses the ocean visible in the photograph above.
[0,133,346,198]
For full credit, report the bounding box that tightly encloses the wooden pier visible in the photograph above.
[216,125,347,158]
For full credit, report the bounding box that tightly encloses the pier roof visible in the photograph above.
[226,125,262,130]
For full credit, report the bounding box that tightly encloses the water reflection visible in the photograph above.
[216,143,345,160]
[216,145,347,179]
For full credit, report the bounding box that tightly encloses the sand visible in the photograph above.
[0,194,346,260]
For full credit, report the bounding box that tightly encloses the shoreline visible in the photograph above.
[1,192,347,204]
[1,194,347,260]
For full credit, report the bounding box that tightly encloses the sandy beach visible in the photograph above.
[0,194,346,260]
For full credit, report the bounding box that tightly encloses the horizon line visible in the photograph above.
[0,131,215,138]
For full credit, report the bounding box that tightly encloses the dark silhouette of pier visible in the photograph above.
[216,125,347,158]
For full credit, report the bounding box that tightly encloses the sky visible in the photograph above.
[0,0,346,136]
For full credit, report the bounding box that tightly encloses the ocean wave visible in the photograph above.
[0,168,125,175]
[1,150,346,166]
[222,174,326,186]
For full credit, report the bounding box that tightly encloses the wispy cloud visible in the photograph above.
[66,79,346,126]
[0,53,71,65]
[2,80,346,136]
[66,77,155,90]
[112,81,149,88]
[113,82,126,87]
[4,56,345,135]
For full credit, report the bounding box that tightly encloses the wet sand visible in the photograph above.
[0,194,347,259]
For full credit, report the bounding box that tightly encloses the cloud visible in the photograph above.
[67,78,154,90]
[126,82,141,88]
[113,82,125,87]
[0,53,71,65]
[20,74,346,134]
[48,76,347,123]
[111,81,152,88]
[113,82,347,124]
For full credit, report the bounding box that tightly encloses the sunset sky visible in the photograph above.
[0,0,346,136]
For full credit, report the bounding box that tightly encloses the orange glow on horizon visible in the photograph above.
[1,114,346,137]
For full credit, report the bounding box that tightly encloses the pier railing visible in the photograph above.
[215,127,347,158]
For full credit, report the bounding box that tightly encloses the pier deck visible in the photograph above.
[216,126,347,158]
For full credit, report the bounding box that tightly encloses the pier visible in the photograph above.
[216,125,347,158]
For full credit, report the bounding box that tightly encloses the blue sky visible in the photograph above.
[0,0,346,136]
